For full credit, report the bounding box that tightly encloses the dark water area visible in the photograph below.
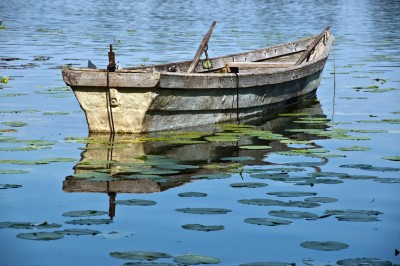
[1,0,400,265]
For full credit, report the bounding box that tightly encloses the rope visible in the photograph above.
[331,36,337,129]
[235,73,240,124]
[106,68,116,133]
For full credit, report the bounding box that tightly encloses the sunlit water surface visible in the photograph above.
[1,0,399,265]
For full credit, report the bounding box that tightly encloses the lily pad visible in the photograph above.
[124,263,175,266]
[300,241,349,251]
[178,192,207,197]
[114,199,157,206]
[250,172,289,180]
[17,232,64,241]
[221,156,255,162]
[0,169,29,174]
[62,210,108,217]
[0,221,62,229]
[336,258,393,266]
[110,250,173,261]
[0,184,22,189]
[239,145,272,150]
[381,156,400,161]
[239,263,295,266]
[191,173,231,180]
[65,219,112,225]
[175,208,232,215]
[374,177,400,184]
[244,218,292,226]
[239,198,286,207]
[337,146,371,151]
[304,197,338,203]
[73,171,113,179]
[325,209,382,222]
[230,182,268,188]
[340,164,400,172]
[205,135,240,142]
[182,224,224,232]
[173,254,220,265]
[268,210,318,219]
[2,121,28,127]
[267,191,317,197]
[55,229,101,236]
[238,198,320,208]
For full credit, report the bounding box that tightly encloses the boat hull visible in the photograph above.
[62,32,333,133]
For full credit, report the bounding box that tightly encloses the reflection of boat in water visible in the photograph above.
[63,100,328,218]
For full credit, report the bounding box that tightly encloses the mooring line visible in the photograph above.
[106,69,116,133]
[331,36,337,129]
[235,72,240,124]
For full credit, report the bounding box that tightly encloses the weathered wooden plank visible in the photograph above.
[295,26,330,65]
[62,68,161,88]
[187,21,217,73]
[225,62,293,69]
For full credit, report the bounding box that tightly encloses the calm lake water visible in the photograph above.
[1,0,400,265]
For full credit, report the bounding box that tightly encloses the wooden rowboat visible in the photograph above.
[62,24,334,133]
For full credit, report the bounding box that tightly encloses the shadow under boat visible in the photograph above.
[63,97,330,218]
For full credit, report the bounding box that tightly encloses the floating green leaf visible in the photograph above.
[304,197,338,203]
[340,164,400,172]
[0,169,29,174]
[182,224,224,232]
[280,139,314,145]
[244,218,292,226]
[73,171,112,179]
[230,182,268,188]
[0,184,22,189]
[374,177,400,184]
[267,191,317,197]
[337,146,371,151]
[221,156,255,162]
[357,119,400,124]
[325,209,382,222]
[114,199,157,206]
[178,192,207,197]
[268,210,318,219]
[250,172,289,180]
[55,229,101,236]
[43,111,69,115]
[239,145,272,150]
[337,258,393,266]
[173,254,220,265]
[110,250,173,261]
[0,221,62,229]
[239,263,295,266]
[278,113,309,117]
[2,121,28,127]
[124,262,175,266]
[238,198,320,208]
[176,208,232,215]
[205,135,240,142]
[381,156,400,161]
[62,210,108,217]
[17,232,64,241]
[191,173,231,180]
[300,241,349,251]
[65,219,113,225]
[294,117,330,124]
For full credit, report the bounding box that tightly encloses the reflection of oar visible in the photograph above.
[187,21,217,73]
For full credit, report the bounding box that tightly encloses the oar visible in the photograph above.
[294,26,330,66]
[187,21,217,73]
